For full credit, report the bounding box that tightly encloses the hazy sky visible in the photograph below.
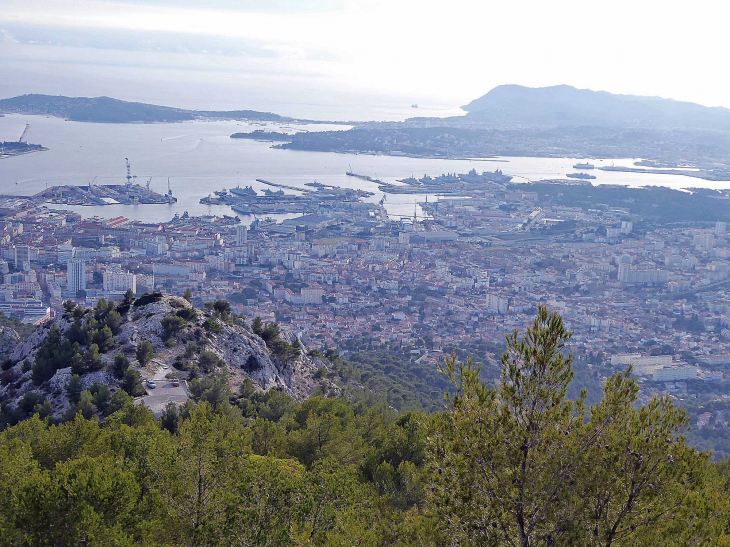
[2,0,729,119]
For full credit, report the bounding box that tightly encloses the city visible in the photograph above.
[3,173,730,441]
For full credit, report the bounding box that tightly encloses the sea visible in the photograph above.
[0,114,723,224]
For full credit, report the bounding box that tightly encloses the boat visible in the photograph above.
[573,162,595,169]
[230,185,257,197]
[566,172,597,180]
[458,169,513,184]
[411,104,419,109]
[214,188,228,197]
[231,204,251,215]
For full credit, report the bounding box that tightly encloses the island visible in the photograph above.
[0,95,290,124]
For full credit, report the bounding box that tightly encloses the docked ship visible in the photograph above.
[231,203,251,215]
[214,188,228,197]
[457,168,513,184]
[566,172,597,180]
[230,185,257,197]
[573,162,595,169]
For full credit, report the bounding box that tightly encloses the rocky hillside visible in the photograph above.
[0,293,329,423]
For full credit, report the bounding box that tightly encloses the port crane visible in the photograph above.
[124,158,137,187]
[146,177,152,190]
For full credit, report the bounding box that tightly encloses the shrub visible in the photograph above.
[161,315,187,340]
[198,351,225,373]
[133,292,163,308]
[203,318,222,334]
[176,308,197,322]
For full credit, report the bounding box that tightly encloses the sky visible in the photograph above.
[2,0,730,120]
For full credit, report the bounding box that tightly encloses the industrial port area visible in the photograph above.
[199,175,375,215]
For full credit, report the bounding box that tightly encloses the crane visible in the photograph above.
[124,158,137,187]
[146,177,152,190]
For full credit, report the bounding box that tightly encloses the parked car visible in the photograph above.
[147,380,156,389]
[172,379,180,387]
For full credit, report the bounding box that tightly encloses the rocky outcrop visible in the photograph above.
[0,295,330,417]
[0,327,20,360]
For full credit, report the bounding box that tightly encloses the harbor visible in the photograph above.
[378,168,513,194]
[199,175,376,215]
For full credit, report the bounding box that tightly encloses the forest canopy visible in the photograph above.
[0,306,727,546]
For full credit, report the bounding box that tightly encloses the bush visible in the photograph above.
[203,318,222,334]
[133,292,163,308]
[161,315,187,339]
[198,351,225,373]
[176,308,197,322]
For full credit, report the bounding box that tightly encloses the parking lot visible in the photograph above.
[138,362,189,416]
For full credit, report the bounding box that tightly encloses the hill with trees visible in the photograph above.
[0,306,728,544]
[0,94,288,123]
[0,292,327,428]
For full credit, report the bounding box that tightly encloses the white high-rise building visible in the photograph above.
[67,259,87,294]
[236,225,248,246]
[716,222,727,237]
[618,263,668,284]
[103,270,137,293]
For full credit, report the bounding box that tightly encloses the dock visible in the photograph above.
[255,179,311,193]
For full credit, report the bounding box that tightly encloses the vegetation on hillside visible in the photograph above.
[0,306,727,545]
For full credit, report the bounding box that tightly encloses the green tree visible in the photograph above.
[84,343,102,371]
[70,352,85,375]
[66,374,83,404]
[198,351,225,373]
[183,288,193,303]
[203,318,222,334]
[212,300,231,320]
[31,324,74,384]
[94,325,115,353]
[251,316,263,336]
[161,315,187,340]
[105,310,122,335]
[121,369,146,397]
[151,402,247,546]
[428,306,706,546]
[112,353,130,380]
[136,340,155,366]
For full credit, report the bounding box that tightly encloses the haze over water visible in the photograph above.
[0,114,719,224]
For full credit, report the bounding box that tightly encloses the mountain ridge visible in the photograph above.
[458,84,730,131]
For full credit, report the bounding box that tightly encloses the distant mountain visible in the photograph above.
[461,85,730,131]
[0,94,288,124]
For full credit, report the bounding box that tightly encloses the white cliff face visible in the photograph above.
[0,327,20,360]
